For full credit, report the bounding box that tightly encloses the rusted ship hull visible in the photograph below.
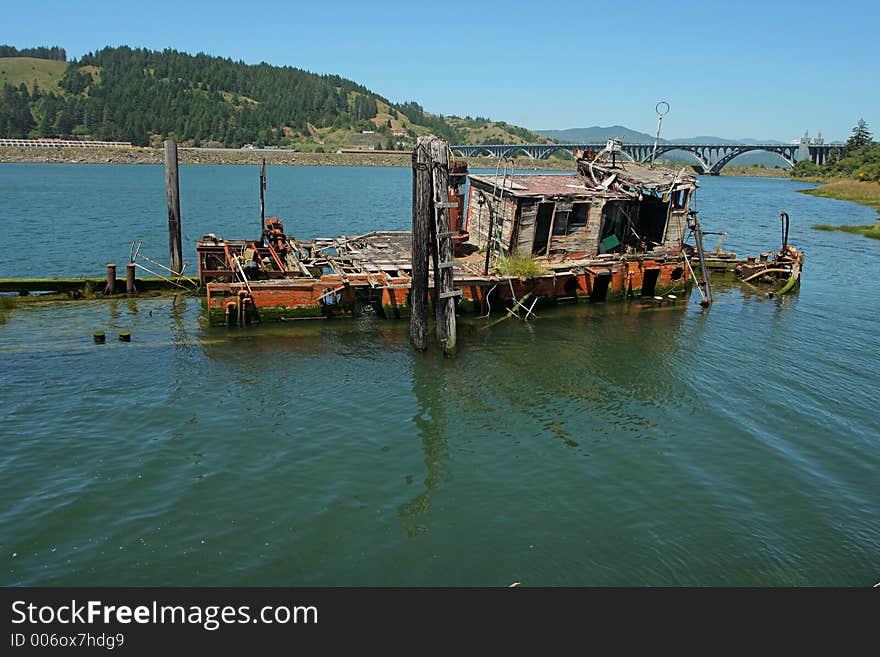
[204,251,692,325]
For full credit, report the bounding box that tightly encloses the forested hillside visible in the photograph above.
[0,45,552,149]
[0,45,66,60]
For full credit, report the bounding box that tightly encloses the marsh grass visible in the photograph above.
[494,255,549,280]
[812,224,880,239]
[799,179,880,212]
[803,180,880,239]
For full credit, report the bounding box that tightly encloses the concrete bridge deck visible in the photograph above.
[452,141,841,174]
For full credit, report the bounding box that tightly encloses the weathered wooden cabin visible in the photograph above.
[465,158,696,264]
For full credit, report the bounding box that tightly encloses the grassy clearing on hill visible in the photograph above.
[0,56,67,94]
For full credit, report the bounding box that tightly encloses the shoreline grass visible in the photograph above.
[799,179,880,239]
[812,223,880,239]
[798,179,880,211]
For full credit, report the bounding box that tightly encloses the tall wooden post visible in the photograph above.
[428,138,457,356]
[410,139,431,351]
[164,139,183,275]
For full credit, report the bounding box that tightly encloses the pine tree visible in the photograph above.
[846,118,872,150]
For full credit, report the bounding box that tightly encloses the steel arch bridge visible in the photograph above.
[451,142,840,175]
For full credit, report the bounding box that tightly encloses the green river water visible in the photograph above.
[1,164,877,585]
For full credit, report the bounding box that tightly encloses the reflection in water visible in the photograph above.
[772,292,798,320]
[170,294,187,347]
[198,321,336,362]
[171,296,193,384]
[483,300,692,445]
[397,352,450,537]
[0,295,16,324]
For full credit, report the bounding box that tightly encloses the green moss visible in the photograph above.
[0,277,200,294]
[209,302,329,325]
[258,304,325,321]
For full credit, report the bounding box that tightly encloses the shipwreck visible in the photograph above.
[196,138,802,331]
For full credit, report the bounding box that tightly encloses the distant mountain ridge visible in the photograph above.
[537,126,790,145]
[536,126,802,167]
[668,136,787,144]
[537,126,656,143]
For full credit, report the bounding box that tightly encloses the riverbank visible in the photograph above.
[2,146,811,178]
[797,179,880,213]
[0,146,411,167]
[718,166,790,178]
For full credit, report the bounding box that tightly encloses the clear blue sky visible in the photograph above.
[4,0,878,141]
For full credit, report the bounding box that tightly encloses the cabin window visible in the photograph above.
[552,211,569,236]
[570,203,589,228]
[598,202,631,253]
[637,194,669,249]
[599,196,671,254]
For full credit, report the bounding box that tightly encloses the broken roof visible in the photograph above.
[469,173,603,198]
[469,162,697,199]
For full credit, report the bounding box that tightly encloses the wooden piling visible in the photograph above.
[410,136,459,355]
[427,138,457,357]
[119,331,131,342]
[103,263,116,295]
[164,139,183,275]
[410,138,432,351]
[125,263,137,295]
[93,331,105,344]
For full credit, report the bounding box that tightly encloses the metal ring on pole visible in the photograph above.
[650,102,670,168]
